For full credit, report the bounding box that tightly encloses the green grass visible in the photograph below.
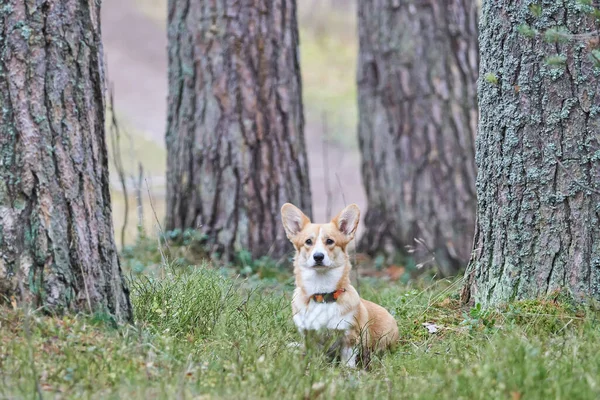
[2,250,600,399]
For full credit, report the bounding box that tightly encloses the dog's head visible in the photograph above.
[280,203,360,270]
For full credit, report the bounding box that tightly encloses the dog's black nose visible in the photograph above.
[313,252,325,263]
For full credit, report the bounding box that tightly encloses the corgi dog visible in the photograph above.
[281,203,399,368]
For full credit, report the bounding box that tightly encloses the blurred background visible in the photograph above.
[102,0,364,246]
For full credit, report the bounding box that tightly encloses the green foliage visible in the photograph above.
[461,303,498,332]
[501,292,589,334]
[484,72,499,85]
[121,236,163,269]
[545,54,568,66]
[529,3,543,17]
[235,250,290,282]
[517,24,538,38]
[544,27,571,44]
[519,2,600,47]
[120,230,209,275]
[161,228,208,247]
[577,0,600,17]
[590,49,600,68]
[2,261,600,399]
[132,266,242,338]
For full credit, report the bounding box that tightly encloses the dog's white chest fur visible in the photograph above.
[293,266,355,332]
[293,300,355,332]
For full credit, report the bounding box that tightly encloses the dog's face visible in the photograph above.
[281,204,360,270]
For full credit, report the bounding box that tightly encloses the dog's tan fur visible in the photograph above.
[281,203,399,367]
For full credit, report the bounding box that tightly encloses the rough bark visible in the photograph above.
[0,0,132,321]
[166,0,312,260]
[462,2,600,306]
[357,0,479,276]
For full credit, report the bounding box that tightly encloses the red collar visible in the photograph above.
[310,288,346,303]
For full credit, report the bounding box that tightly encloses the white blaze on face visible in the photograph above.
[308,228,332,267]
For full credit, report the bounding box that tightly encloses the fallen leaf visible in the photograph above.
[422,322,440,334]
[386,265,405,281]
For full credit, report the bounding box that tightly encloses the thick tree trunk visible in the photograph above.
[166,0,311,260]
[0,0,132,321]
[462,2,600,306]
[357,0,479,276]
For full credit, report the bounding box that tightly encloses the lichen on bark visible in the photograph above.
[0,0,132,321]
[462,1,600,306]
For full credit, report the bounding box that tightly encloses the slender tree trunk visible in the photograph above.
[462,2,600,306]
[0,0,132,321]
[166,0,312,260]
[357,0,479,276]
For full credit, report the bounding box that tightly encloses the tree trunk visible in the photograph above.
[462,2,600,306]
[166,0,312,260]
[0,0,132,321]
[357,0,479,276]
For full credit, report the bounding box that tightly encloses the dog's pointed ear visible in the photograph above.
[333,204,360,239]
[281,203,310,240]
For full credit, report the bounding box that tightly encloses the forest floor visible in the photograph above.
[2,238,600,399]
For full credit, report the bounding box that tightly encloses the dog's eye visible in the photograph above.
[326,239,334,245]
[305,239,313,246]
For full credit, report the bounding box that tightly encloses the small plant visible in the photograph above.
[131,266,241,338]
[234,250,289,282]
[461,303,497,331]
[529,3,542,17]
[120,229,211,275]
[545,55,567,66]
[590,49,600,68]
[517,24,538,38]
[544,27,571,44]
[162,228,208,248]
[484,72,499,85]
